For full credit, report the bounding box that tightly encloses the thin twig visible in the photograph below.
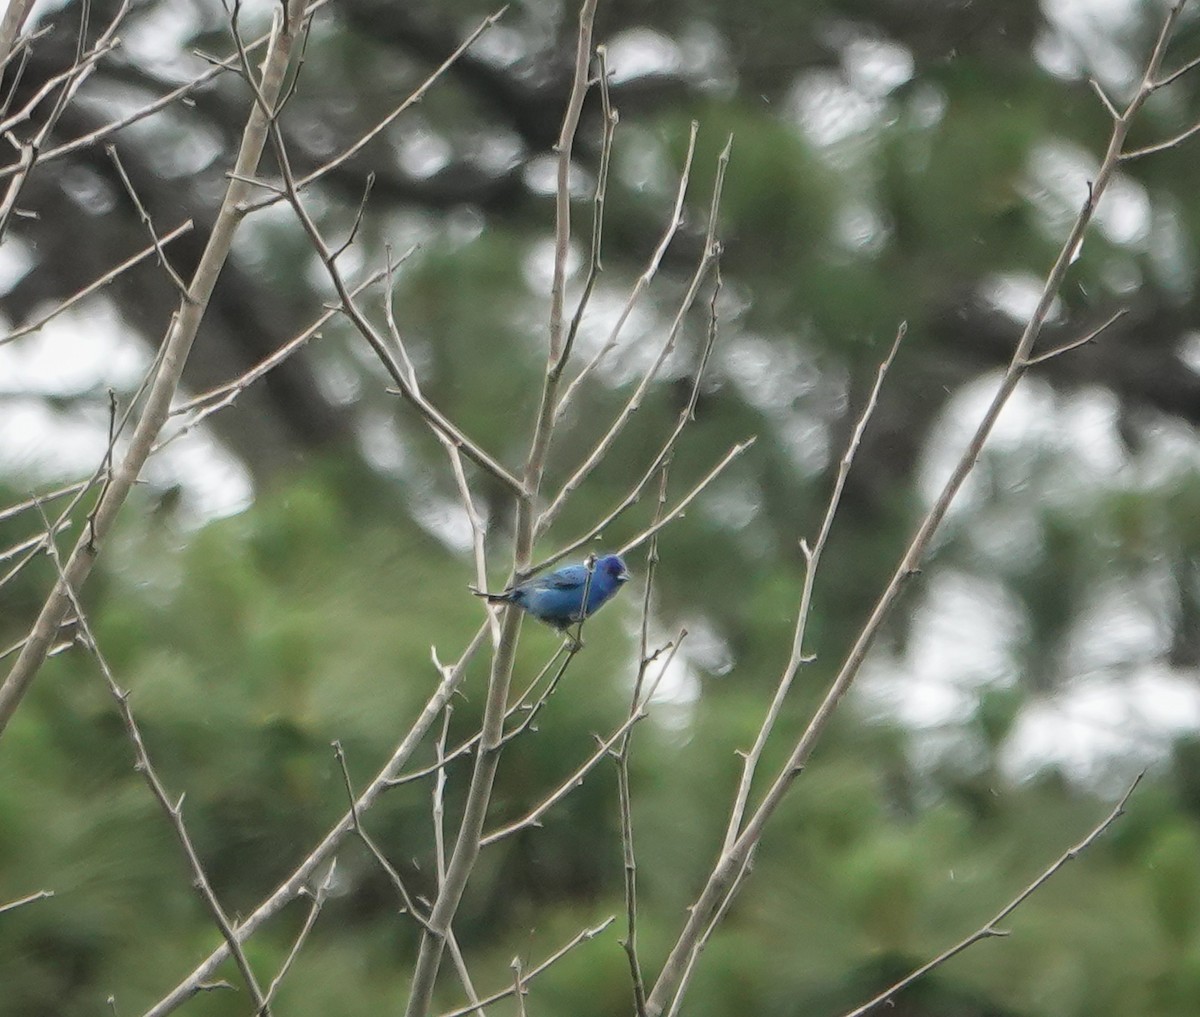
[333,742,436,933]
[140,624,490,1017]
[104,145,190,297]
[1022,308,1126,367]
[616,439,755,559]
[436,919,616,1017]
[531,263,725,574]
[555,122,700,422]
[839,774,1144,1017]
[239,7,507,213]
[0,888,53,915]
[723,323,906,854]
[403,6,599,1015]
[618,465,672,1017]
[268,122,525,497]
[537,135,732,536]
[479,696,659,846]
[36,505,270,1014]
[0,0,130,244]
[0,221,194,346]
[258,861,337,1013]
[0,0,35,71]
[550,43,616,382]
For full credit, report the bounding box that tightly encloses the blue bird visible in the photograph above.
[472,554,631,634]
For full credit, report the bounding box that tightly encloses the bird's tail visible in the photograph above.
[469,585,511,604]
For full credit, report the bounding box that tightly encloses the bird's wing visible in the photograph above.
[535,564,589,590]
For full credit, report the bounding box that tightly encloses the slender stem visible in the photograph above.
[0,0,309,741]
[722,323,906,854]
[839,775,1143,1017]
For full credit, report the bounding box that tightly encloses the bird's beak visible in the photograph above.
[618,568,631,583]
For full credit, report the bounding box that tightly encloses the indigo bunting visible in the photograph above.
[472,554,631,632]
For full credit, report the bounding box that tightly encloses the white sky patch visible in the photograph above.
[357,410,409,475]
[518,280,669,392]
[1,306,256,525]
[1040,0,1141,90]
[836,200,889,255]
[606,28,682,84]
[1179,331,1200,375]
[0,399,115,478]
[146,428,253,524]
[0,304,148,395]
[918,372,1049,516]
[858,572,1024,730]
[523,155,592,198]
[407,491,475,553]
[0,235,33,297]
[395,129,453,179]
[787,70,884,148]
[615,126,674,196]
[470,24,530,68]
[1067,576,1174,673]
[635,612,729,732]
[1001,667,1200,781]
[843,37,914,98]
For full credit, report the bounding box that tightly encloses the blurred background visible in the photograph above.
[4,0,1200,1014]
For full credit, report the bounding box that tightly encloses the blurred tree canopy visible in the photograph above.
[4,0,1200,1015]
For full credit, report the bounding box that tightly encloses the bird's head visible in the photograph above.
[598,554,631,584]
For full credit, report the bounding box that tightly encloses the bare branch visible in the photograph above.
[618,466,673,1017]
[1120,116,1200,160]
[1022,308,1126,366]
[0,221,194,347]
[617,438,755,559]
[643,6,1190,1012]
[537,134,731,536]
[555,122,700,421]
[436,919,616,1017]
[723,323,906,853]
[36,506,270,1013]
[258,861,336,1014]
[0,0,131,243]
[241,7,506,213]
[141,624,489,1017]
[0,888,53,915]
[532,265,724,573]
[169,264,394,423]
[550,43,616,382]
[1088,78,1119,120]
[839,774,1144,1017]
[479,705,650,846]
[403,5,599,1015]
[269,124,526,497]
[105,145,191,297]
[0,0,310,740]
[0,0,35,71]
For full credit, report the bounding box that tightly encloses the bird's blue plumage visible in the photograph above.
[474,554,631,631]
